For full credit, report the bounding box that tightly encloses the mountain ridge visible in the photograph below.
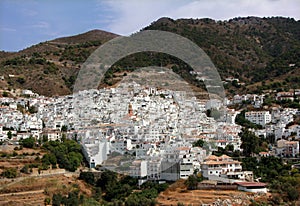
[0,16,299,96]
[142,16,300,93]
[0,29,118,96]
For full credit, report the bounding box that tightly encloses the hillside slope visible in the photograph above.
[0,30,118,96]
[0,17,299,96]
[142,17,300,93]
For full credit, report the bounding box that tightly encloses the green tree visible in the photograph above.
[185,175,198,190]
[96,170,117,190]
[192,139,204,147]
[240,129,260,156]
[287,187,299,201]
[44,197,51,205]
[66,152,82,172]
[105,183,132,201]
[82,197,102,206]
[62,191,79,206]
[1,168,17,178]
[125,189,157,206]
[42,153,57,168]
[225,144,234,152]
[61,125,68,132]
[28,106,37,114]
[93,187,102,201]
[20,164,30,174]
[2,91,9,97]
[79,172,95,185]
[61,133,66,142]
[20,136,35,148]
[235,110,263,129]
[42,135,48,143]
[7,131,12,139]
[42,139,83,172]
[52,193,62,206]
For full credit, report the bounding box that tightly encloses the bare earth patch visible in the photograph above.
[156,179,269,205]
[0,174,93,206]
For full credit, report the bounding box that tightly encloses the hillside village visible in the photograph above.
[0,77,299,194]
[1,0,300,202]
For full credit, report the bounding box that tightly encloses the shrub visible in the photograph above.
[1,168,17,178]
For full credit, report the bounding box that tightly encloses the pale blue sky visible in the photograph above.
[1,0,299,52]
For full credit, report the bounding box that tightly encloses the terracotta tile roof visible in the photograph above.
[206,155,219,160]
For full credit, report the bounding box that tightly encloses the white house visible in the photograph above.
[110,138,132,154]
[276,139,299,157]
[0,125,7,142]
[276,92,294,101]
[81,138,108,168]
[177,147,194,179]
[147,157,162,180]
[245,111,271,126]
[129,160,147,178]
[42,129,62,141]
[201,155,253,181]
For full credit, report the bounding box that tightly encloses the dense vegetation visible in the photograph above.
[144,17,300,89]
[235,110,263,129]
[185,173,204,190]
[20,136,36,148]
[241,156,300,203]
[192,139,204,147]
[76,170,169,205]
[1,168,18,178]
[12,132,82,172]
[41,139,83,172]
[239,128,270,156]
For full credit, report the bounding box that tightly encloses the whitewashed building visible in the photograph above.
[81,138,108,168]
[129,160,147,178]
[245,111,271,126]
[276,139,299,157]
[201,155,253,181]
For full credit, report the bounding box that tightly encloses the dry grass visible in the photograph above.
[0,145,45,173]
[0,174,93,206]
[156,179,269,206]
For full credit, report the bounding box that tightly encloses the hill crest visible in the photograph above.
[0,16,299,96]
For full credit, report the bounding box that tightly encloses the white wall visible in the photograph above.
[238,186,267,193]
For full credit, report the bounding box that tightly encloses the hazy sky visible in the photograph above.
[0,0,299,51]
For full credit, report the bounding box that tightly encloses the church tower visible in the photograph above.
[128,103,133,117]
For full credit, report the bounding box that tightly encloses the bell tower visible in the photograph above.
[128,103,133,117]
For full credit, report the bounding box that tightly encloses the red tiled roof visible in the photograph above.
[176,147,190,151]
[220,154,231,159]
[206,155,219,160]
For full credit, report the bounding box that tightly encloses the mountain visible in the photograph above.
[141,17,300,94]
[0,17,300,96]
[0,30,118,96]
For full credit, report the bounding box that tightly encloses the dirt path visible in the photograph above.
[0,189,44,197]
[0,170,78,191]
[0,170,86,206]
